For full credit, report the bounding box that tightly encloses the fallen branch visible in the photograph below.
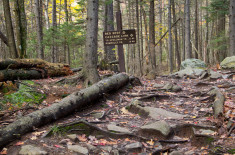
[0,73,129,148]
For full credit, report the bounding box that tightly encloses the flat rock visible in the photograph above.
[153,83,164,88]
[107,124,132,134]
[169,151,184,155]
[140,121,172,137]
[125,142,143,151]
[19,145,47,155]
[209,70,222,79]
[100,146,112,152]
[67,145,88,155]
[67,134,77,141]
[197,129,216,135]
[172,67,205,78]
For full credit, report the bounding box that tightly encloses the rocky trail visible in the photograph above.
[0,66,235,154]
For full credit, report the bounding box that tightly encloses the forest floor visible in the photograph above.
[0,69,235,155]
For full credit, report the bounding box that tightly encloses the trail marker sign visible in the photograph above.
[103,29,136,46]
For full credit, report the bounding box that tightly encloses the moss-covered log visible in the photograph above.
[0,73,129,148]
[0,59,72,77]
[0,69,43,81]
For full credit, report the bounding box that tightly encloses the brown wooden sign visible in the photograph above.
[103,29,136,46]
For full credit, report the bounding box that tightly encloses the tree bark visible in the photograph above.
[194,0,199,59]
[172,0,181,70]
[168,0,173,73]
[83,0,100,85]
[230,0,235,56]
[14,0,27,58]
[3,0,18,58]
[35,0,44,59]
[149,0,156,71]
[44,0,50,29]
[51,0,57,63]
[0,73,129,148]
[185,0,192,59]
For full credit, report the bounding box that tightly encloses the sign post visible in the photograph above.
[103,11,136,73]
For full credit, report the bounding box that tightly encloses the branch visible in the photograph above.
[0,30,8,46]
[155,18,181,46]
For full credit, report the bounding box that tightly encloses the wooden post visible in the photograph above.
[116,11,126,72]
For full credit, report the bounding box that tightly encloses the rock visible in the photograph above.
[146,71,156,80]
[169,151,184,155]
[67,145,88,155]
[198,129,216,135]
[67,134,77,141]
[139,121,172,138]
[86,144,97,151]
[100,146,112,152]
[19,145,47,155]
[162,82,182,92]
[125,142,143,151]
[172,67,205,78]
[220,56,235,69]
[180,58,207,70]
[107,124,132,134]
[90,112,104,119]
[153,83,164,88]
[127,100,187,119]
[209,70,222,79]
[112,149,119,155]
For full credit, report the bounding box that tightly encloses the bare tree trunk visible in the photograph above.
[205,0,209,63]
[83,0,100,85]
[185,0,192,59]
[35,0,44,59]
[64,0,71,65]
[194,0,199,59]
[3,0,18,58]
[135,0,142,76]
[172,0,180,70]
[168,0,173,72]
[44,0,50,29]
[229,0,235,56]
[159,0,163,65]
[51,0,57,63]
[149,0,156,71]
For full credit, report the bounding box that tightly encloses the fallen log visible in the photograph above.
[0,73,129,148]
[0,59,73,78]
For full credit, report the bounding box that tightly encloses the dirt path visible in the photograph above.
[0,72,235,155]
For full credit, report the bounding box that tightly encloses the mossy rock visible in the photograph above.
[180,59,207,70]
[220,56,235,70]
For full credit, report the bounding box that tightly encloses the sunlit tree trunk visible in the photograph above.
[168,0,173,72]
[185,0,192,59]
[149,0,156,71]
[229,0,235,56]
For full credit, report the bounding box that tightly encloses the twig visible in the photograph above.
[227,123,235,137]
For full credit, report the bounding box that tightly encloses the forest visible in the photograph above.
[0,0,235,154]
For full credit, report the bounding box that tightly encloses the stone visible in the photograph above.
[209,70,222,79]
[180,58,207,70]
[162,82,182,92]
[169,151,184,155]
[220,56,235,69]
[90,112,104,119]
[19,145,47,155]
[67,134,77,141]
[112,149,119,155]
[67,145,88,155]
[146,71,156,80]
[125,142,143,151]
[107,124,132,134]
[140,121,171,137]
[153,83,164,88]
[198,129,216,135]
[86,144,97,151]
[172,67,205,78]
[100,146,112,152]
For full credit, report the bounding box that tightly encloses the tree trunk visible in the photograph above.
[205,0,209,63]
[159,0,163,65]
[3,0,18,58]
[14,0,27,58]
[0,30,8,46]
[104,0,116,62]
[185,0,192,59]
[149,0,156,71]
[194,0,199,59]
[230,0,235,56]
[35,0,44,59]
[51,0,57,63]
[83,0,100,85]
[44,0,50,29]
[0,73,129,148]
[168,0,173,72]
[135,0,142,76]
[64,0,70,65]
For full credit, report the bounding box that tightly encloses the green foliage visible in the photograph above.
[2,81,46,108]
[204,0,229,22]
[210,31,228,51]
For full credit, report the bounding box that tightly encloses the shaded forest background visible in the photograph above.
[0,0,235,76]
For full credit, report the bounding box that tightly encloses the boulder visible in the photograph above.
[67,145,89,154]
[19,145,47,155]
[180,59,207,70]
[220,56,235,69]
[107,124,132,134]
